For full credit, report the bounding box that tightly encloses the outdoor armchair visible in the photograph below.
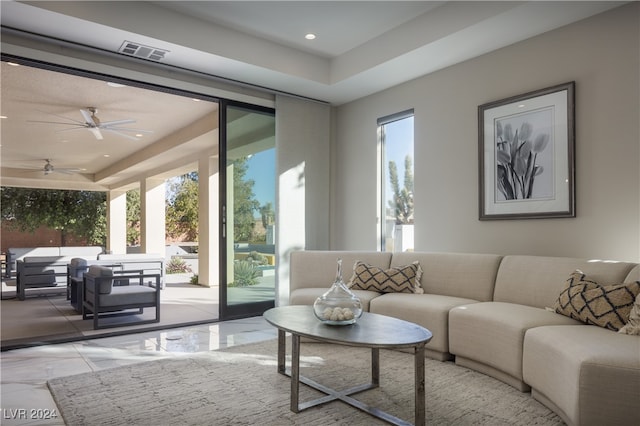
[82,265,161,330]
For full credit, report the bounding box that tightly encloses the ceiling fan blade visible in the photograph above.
[99,119,136,127]
[103,126,153,134]
[88,127,104,140]
[80,109,97,126]
[54,168,81,175]
[54,126,89,133]
[35,110,86,125]
[27,119,81,126]
[101,128,140,141]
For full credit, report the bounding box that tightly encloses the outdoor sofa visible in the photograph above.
[14,248,163,302]
[289,250,640,426]
[7,246,102,278]
[13,246,103,300]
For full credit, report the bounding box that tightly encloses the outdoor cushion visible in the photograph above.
[22,269,57,286]
[87,266,114,294]
[69,258,89,278]
[97,285,157,307]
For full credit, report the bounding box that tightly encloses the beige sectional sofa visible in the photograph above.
[289,250,640,426]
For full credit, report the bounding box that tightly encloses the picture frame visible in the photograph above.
[478,82,575,220]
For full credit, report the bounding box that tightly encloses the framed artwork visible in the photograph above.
[478,82,575,220]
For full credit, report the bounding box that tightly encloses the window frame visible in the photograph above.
[377,109,415,252]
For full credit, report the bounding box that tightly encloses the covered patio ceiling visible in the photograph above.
[1,1,625,192]
[0,61,220,192]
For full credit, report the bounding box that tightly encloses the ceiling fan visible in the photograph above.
[29,107,153,141]
[40,159,82,175]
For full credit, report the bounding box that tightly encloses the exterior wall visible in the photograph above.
[332,3,640,262]
[1,223,87,253]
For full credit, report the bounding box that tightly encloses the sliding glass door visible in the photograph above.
[220,101,276,320]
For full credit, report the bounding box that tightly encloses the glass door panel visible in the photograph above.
[220,101,276,320]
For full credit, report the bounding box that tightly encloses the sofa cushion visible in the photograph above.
[390,252,502,301]
[618,294,640,335]
[449,301,583,391]
[22,269,57,286]
[98,285,157,307]
[22,256,67,263]
[289,288,381,311]
[349,261,423,293]
[59,246,102,257]
[493,255,637,309]
[554,271,640,331]
[370,293,479,360]
[523,325,640,426]
[87,266,114,294]
[289,251,392,291]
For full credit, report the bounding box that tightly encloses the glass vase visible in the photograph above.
[313,258,363,325]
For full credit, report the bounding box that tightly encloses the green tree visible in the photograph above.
[232,158,260,242]
[388,155,414,224]
[166,174,199,241]
[126,189,141,246]
[0,187,107,245]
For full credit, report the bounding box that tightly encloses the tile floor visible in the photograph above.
[0,316,278,425]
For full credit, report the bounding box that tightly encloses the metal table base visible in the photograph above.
[276,330,426,426]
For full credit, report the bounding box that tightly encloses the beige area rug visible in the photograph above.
[48,339,564,426]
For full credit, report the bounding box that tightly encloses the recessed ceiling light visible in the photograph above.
[103,154,110,158]
[305,33,316,40]
[107,82,126,88]
[7,62,20,66]
[0,115,7,119]
[136,133,144,138]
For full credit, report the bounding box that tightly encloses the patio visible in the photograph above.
[0,274,219,350]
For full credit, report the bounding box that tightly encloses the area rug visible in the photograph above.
[48,339,564,425]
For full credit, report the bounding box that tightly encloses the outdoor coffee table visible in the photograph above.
[263,305,432,426]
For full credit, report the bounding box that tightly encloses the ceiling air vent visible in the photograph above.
[119,41,168,61]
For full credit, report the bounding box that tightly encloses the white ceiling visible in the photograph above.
[0,1,625,191]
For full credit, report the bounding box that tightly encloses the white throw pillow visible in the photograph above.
[618,293,640,335]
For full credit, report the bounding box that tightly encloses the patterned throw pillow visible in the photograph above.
[349,261,423,294]
[554,270,640,331]
[619,294,640,335]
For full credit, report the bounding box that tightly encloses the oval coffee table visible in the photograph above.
[263,305,432,426]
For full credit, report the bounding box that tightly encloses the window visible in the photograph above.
[378,110,414,252]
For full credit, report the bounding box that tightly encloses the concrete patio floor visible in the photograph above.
[1,274,220,350]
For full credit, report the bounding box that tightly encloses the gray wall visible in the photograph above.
[332,3,640,262]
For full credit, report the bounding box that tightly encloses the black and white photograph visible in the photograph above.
[479,82,575,220]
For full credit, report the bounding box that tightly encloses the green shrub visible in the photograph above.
[230,260,259,287]
[166,256,192,274]
[190,274,199,285]
[246,251,267,265]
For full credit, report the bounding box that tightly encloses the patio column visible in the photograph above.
[106,190,127,254]
[197,156,219,287]
[140,178,166,256]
